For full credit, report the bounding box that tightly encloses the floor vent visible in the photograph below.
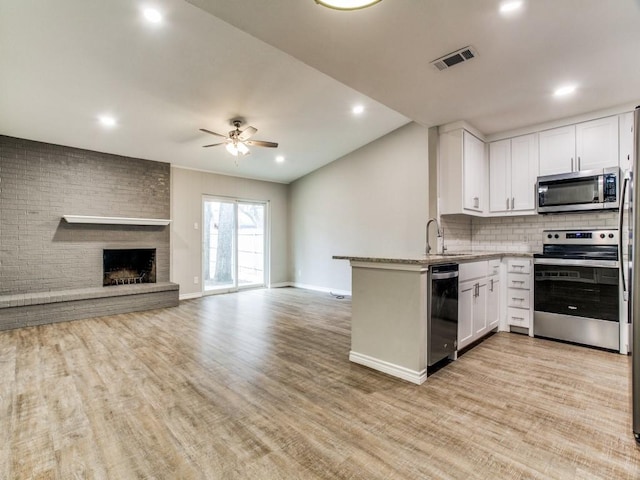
[431,46,478,71]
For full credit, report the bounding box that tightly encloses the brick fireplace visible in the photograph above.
[0,135,178,330]
[103,248,157,286]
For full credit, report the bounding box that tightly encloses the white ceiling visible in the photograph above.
[0,0,408,183]
[1,1,639,184]
[189,0,640,135]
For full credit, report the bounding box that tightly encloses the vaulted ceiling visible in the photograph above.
[1,0,638,183]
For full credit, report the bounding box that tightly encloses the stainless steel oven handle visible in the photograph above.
[533,258,619,268]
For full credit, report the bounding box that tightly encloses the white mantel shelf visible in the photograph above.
[63,215,171,226]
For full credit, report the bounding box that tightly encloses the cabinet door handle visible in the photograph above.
[578,156,581,171]
[490,279,494,292]
[506,198,510,210]
[571,157,574,171]
[473,196,479,209]
[511,197,515,209]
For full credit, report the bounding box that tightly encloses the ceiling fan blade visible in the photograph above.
[200,128,227,138]
[202,143,224,147]
[238,126,258,141]
[246,140,278,148]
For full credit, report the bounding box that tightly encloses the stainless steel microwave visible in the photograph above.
[537,167,620,213]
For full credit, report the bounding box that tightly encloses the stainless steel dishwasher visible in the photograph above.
[428,263,459,366]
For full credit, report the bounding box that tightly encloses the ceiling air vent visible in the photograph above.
[431,46,478,71]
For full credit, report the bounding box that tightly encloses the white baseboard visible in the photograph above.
[179,292,203,300]
[292,282,351,297]
[349,351,426,385]
[179,283,350,298]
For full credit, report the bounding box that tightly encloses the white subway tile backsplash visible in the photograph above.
[442,211,618,253]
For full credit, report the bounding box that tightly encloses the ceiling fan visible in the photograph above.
[200,119,278,157]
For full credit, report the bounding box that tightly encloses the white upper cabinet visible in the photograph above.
[463,131,486,212]
[489,139,511,213]
[489,134,537,214]
[510,134,538,212]
[538,125,575,176]
[439,128,486,216]
[539,116,619,176]
[619,112,634,174]
[575,116,619,171]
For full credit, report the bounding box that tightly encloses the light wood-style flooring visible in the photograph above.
[0,287,639,479]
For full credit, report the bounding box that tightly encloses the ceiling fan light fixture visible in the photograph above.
[237,142,250,156]
[226,143,239,156]
[315,0,382,11]
[226,141,250,157]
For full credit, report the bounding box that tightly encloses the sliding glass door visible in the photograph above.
[203,197,266,294]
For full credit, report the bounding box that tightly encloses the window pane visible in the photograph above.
[203,200,236,291]
[237,203,264,286]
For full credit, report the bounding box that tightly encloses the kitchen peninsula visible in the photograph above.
[334,252,532,384]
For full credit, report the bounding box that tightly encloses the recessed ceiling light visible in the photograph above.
[315,0,382,11]
[276,156,285,163]
[143,8,163,24]
[499,0,523,14]
[352,105,365,115]
[554,85,577,97]
[98,115,117,127]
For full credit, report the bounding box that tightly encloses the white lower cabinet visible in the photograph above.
[504,257,533,335]
[487,274,500,330]
[458,280,476,349]
[458,259,500,350]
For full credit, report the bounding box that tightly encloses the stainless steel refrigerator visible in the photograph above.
[631,105,640,444]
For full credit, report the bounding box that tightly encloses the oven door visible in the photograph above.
[534,259,620,350]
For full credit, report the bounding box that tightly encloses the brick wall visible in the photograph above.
[0,135,170,295]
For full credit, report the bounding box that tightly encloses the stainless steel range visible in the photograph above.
[533,228,620,351]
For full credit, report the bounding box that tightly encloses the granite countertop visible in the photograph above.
[332,251,534,266]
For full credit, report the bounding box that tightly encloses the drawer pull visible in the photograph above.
[511,297,525,301]
[512,264,525,269]
[512,316,525,321]
[511,280,525,284]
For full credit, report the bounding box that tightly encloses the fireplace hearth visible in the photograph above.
[103,249,156,286]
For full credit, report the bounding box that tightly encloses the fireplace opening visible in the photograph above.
[103,249,156,286]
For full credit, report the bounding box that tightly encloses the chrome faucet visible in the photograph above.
[426,217,443,255]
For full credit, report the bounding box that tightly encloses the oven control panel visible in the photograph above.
[542,229,618,246]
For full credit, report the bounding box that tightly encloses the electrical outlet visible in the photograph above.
[193,276,199,284]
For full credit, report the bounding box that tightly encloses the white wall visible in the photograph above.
[171,167,289,297]
[289,122,430,293]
